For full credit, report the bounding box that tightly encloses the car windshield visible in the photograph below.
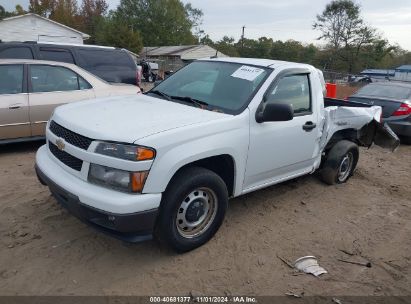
[150,61,270,114]
[357,84,411,100]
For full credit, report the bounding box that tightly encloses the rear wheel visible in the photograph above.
[319,140,359,185]
[155,167,228,252]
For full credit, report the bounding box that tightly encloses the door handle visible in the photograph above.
[9,104,22,110]
[303,121,317,132]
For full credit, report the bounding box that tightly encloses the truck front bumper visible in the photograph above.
[35,145,161,242]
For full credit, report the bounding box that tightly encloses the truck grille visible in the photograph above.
[49,121,93,150]
[49,142,83,171]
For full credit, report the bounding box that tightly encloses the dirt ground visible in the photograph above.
[0,141,410,296]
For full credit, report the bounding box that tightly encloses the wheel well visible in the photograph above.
[325,129,359,151]
[173,155,235,197]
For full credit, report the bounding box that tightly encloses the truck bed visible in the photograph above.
[322,98,399,152]
[324,98,372,108]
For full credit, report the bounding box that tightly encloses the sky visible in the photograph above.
[2,0,411,50]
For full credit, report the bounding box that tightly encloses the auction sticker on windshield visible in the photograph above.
[231,65,265,81]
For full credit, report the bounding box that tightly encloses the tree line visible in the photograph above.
[1,0,410,74]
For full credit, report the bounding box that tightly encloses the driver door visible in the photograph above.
[28,64,95,136]
[244,70,321,191]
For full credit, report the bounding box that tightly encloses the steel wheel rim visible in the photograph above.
[176,187,218,239]
[338,152,354,182]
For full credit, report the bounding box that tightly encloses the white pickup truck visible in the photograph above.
[35,58,398,252]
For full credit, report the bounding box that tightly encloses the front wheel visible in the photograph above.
[319,140,359,185]
[155,167,228,252]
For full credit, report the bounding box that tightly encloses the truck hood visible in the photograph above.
[52,94,228,143]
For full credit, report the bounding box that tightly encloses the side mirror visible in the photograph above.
[256,103,294,123]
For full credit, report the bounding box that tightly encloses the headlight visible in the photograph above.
[88,164,149,193]
[95,142,155,161]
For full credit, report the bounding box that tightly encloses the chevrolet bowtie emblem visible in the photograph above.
[56,138,65,151]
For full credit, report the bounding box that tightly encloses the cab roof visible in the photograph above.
[201,57,307,69]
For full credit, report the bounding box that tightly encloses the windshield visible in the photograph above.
[357,84,411,100]
[150,61,270,114]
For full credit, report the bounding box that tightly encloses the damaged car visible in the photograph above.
[35,58,399,252]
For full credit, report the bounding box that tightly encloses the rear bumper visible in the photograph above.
[387,120,411,137]
[36,165,158,242]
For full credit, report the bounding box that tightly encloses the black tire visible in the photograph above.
[319,140,359,185]
[155,167,228,253]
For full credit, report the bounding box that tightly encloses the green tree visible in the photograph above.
[79,0,108,44]
[1,4,27,19]
[213,36,239,57]
[199,34,214,46]
[271,40,304,62]
[0,5,7,19]
[49,0,79,29]
[184,2,203,41]
[29,0,55,16]
[238,37,273,58]
[15,4,27,15]
[313,0,377,73]
[95,16,143,53]
[115,0,202,46]
[359,39,397,69]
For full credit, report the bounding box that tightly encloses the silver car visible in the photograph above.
[0,59,140,144]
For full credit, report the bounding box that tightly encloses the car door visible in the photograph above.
[28,64,95,136]
[0,64,31,141]
[244,69,321,191]
[38,47,76,64]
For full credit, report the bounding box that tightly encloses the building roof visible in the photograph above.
[396,65,411,72]
[141,45,227,60]
[1,13,90,39]
[361,69,395,76]
[365,81,411,89]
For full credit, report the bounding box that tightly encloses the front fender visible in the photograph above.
[139,113,250,196]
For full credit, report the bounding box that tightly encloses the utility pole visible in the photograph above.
[241,26,246,49]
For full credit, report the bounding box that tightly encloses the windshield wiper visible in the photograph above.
[147,90,171,101]
[147,91,210,109]
[170,95,210,109]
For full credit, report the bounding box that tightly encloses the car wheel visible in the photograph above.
[155,167,228,252]
[319,140,359,185]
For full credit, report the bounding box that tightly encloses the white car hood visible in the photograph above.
[52,94,228,143]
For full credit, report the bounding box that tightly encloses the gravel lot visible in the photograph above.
[0,141,410,296]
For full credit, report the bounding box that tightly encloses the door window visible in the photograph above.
[77,49,134,69]
[0,65,24,94]
[267,74,311,115]
[78,77,92,90]
[30,65,91,93]
[39,48,75,64]
[0,47,34,59]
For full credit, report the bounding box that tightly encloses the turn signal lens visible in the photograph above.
[131,171,149,193]
[95,142,155,161]
[136,147,155,161]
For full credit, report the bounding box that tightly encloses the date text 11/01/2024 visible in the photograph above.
[149,296,257,303]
